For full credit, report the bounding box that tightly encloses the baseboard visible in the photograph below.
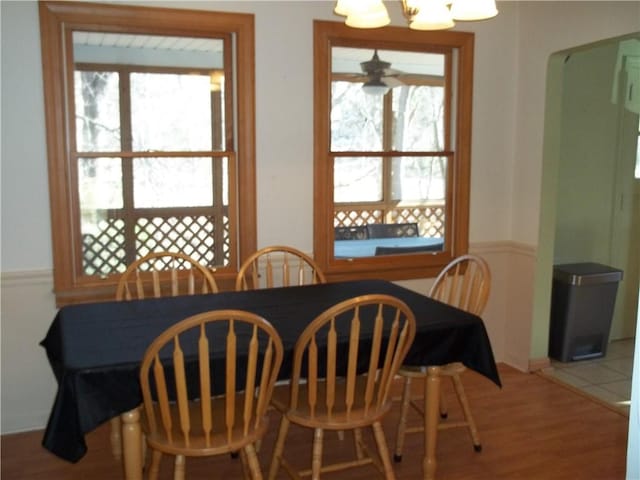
[1,411,51,436]
[528,357,551,372]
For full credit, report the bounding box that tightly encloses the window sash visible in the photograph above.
[39,1,256,305]
[313,21,473,281]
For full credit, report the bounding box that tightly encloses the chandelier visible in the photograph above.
[334,0,498,30]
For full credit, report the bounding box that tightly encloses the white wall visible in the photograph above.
[1,0,638,437]
[1,1,52,271]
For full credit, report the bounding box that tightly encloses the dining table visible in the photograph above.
[40,279,500,480]
[334,237,444,258]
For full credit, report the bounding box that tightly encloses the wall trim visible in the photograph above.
[1,270,53,287]
[470,240,537,257]
[528,357,551,372]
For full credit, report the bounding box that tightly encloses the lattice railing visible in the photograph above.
[82,211,229,277]
[334,203,445,238]
[82,219,126,276]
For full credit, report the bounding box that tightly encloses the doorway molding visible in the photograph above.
[532,32,640,362]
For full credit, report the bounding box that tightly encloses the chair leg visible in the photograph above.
[239,448,250,480]
[424,367,441,480]
[311,428,324,480]
[372,421,397,480]
[354,428,365,460]
[451,373,481,451]
[148,449,162,480]
[109,417,122,461]
[394,375,412,462]
[244,444,264,480]
[267,416,291,480]
[173,454,185,480]
[439,389,448,419]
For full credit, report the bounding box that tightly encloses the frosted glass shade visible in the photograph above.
[338,0,391,28]
[409,0,455,30]
[334,0,359,16]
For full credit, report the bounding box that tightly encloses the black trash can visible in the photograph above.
[548,262,623,362]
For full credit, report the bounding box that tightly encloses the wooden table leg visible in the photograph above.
[423,366,441,480]
[110,417,122,461]
[121,408,143,480]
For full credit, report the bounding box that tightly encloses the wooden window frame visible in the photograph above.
[313,20,474,281]
[39,1,256,305]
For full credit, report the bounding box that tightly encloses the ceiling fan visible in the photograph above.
[359,49,405,94]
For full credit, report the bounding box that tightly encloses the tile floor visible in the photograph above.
[542,338,636,415]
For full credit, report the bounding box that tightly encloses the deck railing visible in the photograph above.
[334,203,445,238]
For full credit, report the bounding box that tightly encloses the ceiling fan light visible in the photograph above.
[362,77,390,96]
[409,0,455,30]
[344,0,390,29]
[450,0,498,21]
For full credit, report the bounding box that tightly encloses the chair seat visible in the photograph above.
[440,362,466,376]
[271,377,392,430]
[144,395,269,457]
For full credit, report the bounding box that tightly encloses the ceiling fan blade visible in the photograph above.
[383,76,405,87]
[383,67,403,76]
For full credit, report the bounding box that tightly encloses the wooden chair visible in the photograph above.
[235,246,326,291]
[267,294,416,480]
[139,309,283,480]
[110,251,218,461]
[394,254,491,461]
[366,223,419,239]
[116,251,218,301]
[334,226,368,240]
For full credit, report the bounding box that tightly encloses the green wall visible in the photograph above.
[533,34,640,360]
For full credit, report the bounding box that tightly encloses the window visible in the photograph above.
[313,21,474,280]
[39,2,256,304]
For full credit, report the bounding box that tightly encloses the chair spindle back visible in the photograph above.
[235,246,326,291]
[289,294,416,423]
[117,251,218,301]
[139,310,283,452]
[429,254,490,315]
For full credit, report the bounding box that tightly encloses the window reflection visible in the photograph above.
[74,71,120,152]
[330,46,451,258]
[72,32,231,273]
[130,73,214,151]
[334,157,383,202]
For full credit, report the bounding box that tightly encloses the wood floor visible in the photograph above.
[1,364,629,479]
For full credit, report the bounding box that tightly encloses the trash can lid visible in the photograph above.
[553,262,623,286]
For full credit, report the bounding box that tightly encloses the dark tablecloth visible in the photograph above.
[40,279,500,462]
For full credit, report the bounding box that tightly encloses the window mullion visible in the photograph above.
[119,70,137,265]
[382,92,394,223]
